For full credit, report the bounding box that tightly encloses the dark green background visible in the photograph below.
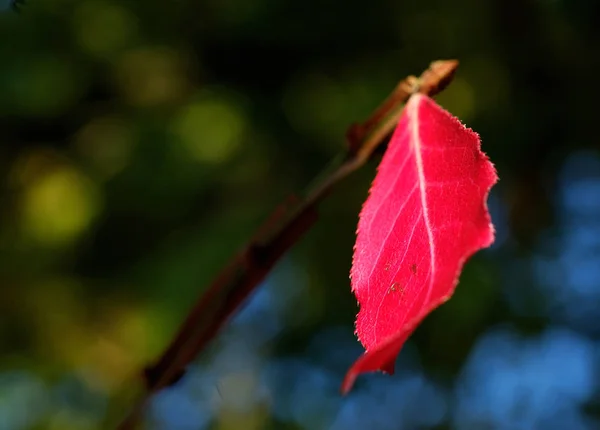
[1,0,599,428]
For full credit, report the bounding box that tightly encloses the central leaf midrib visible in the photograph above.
[409,95,436,306]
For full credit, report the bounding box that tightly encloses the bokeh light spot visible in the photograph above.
[454,326,597,430]
[73,0,139,59]
[0,371,48,430]
[16,156,101,245]
[74,116,136,179]
[171,95,245,164]
[114,47,190,107]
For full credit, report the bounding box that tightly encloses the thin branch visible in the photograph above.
[116,59,458,430]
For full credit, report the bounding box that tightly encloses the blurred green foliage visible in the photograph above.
[1,0,599,428]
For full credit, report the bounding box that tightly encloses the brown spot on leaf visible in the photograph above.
[410,263,417,275]
[388,282,405,296]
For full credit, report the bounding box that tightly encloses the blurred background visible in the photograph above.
[1,0,600,428]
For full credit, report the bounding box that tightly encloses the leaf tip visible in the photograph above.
[340,370,357,395]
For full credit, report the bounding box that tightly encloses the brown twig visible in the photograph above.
[116,59,458,430]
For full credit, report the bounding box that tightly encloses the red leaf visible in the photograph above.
[342,93,498,393]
